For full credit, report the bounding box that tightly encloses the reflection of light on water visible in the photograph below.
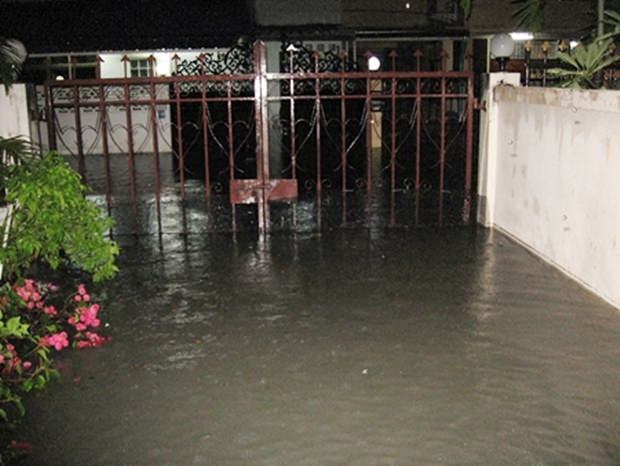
[79,150,470,237]
[469,235,499,324]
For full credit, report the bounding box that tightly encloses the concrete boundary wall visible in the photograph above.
[479,77,620,309]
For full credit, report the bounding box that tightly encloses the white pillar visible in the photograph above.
[477,72,520,227]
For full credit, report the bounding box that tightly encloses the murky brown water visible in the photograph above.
[20,227,620,465]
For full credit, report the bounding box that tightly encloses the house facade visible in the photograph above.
[1,0,594,156]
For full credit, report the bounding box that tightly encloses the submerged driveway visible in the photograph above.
[21,227,620,465]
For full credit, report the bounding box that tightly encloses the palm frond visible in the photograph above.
[460,0,472,18]
[548,36,619,89]
[0,39,27,93]
[511,0,546,32]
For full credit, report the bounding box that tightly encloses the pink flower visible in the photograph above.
[7,356,22,371]
[68,316,77,325]
[77,332,106,348]
[75,323,87,332]
[74,295,82,302]
[27,301,35,310]
[79,304,100,328]
[47,283,60,293]
[16,288,29,301]
[87,332,105,347]
[22,361,32,370]
[78,284,87,296]
[45,332,69,351]
[43,305,57,316]
[82,294,90,302]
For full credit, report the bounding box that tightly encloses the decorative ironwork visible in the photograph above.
[280,41,358,73]
[43,41,477,235]
[176,42,254,76]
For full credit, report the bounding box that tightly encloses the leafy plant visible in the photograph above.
[0,279,108,422]
[512,0,546,32]
[0,137,39,195]
[603,9,620,33]
[0,152,119,282]
[549,35,620,88]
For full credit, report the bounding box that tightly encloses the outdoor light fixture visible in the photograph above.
[368,55,381,71]
[509,32,534,41]
[490,33,515,72]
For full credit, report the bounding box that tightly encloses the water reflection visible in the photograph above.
[68,153,471,237]
[19,228,620,465]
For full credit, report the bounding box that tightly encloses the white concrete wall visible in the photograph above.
[0,84,31,139]
[480,81,620,309]
[477,73,521,226]
[33,85,172,155]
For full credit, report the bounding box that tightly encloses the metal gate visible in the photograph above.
[44,41,476,235]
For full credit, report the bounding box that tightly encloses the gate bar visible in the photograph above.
[227,80,235,184]
[340,66,347,195]
[98,84,112,216]
[123,83,138,233]
[201,83,212,201]
[73,85,86,179]
[149,82,162,233]
[289,53,297,179]
[44,85,57,151]
[464,74,475,223]
[415,74,422,191]
[365,72,373,197]
[390,76,397,192]
[313,53,323,229]
[174,82,185,199]
[255,42,271,234]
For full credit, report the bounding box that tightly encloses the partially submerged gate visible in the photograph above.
[44,41,476,235]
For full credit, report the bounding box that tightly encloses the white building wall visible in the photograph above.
[39,49,234,155]
[479,81,620,309]
[99,53,127,78]
[35,84,172,155]
[0,84,31,139]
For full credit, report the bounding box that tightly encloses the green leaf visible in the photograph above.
[1,152,119,282]
[15,398,25,417]
[21,379,34,393]
[5,316,29,337]
[33,374,48,390]
[511,0,546,32]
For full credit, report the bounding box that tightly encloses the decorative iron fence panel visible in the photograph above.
[44,41,476,235]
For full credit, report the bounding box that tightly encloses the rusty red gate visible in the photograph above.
[44,41,477,235]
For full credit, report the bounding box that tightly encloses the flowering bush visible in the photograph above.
[0,279,108,422]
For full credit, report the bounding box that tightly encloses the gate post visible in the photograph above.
[254,41,270,234]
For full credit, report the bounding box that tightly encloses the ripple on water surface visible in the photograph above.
[21,228,620,465]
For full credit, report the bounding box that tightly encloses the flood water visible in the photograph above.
[20,227,620,465]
